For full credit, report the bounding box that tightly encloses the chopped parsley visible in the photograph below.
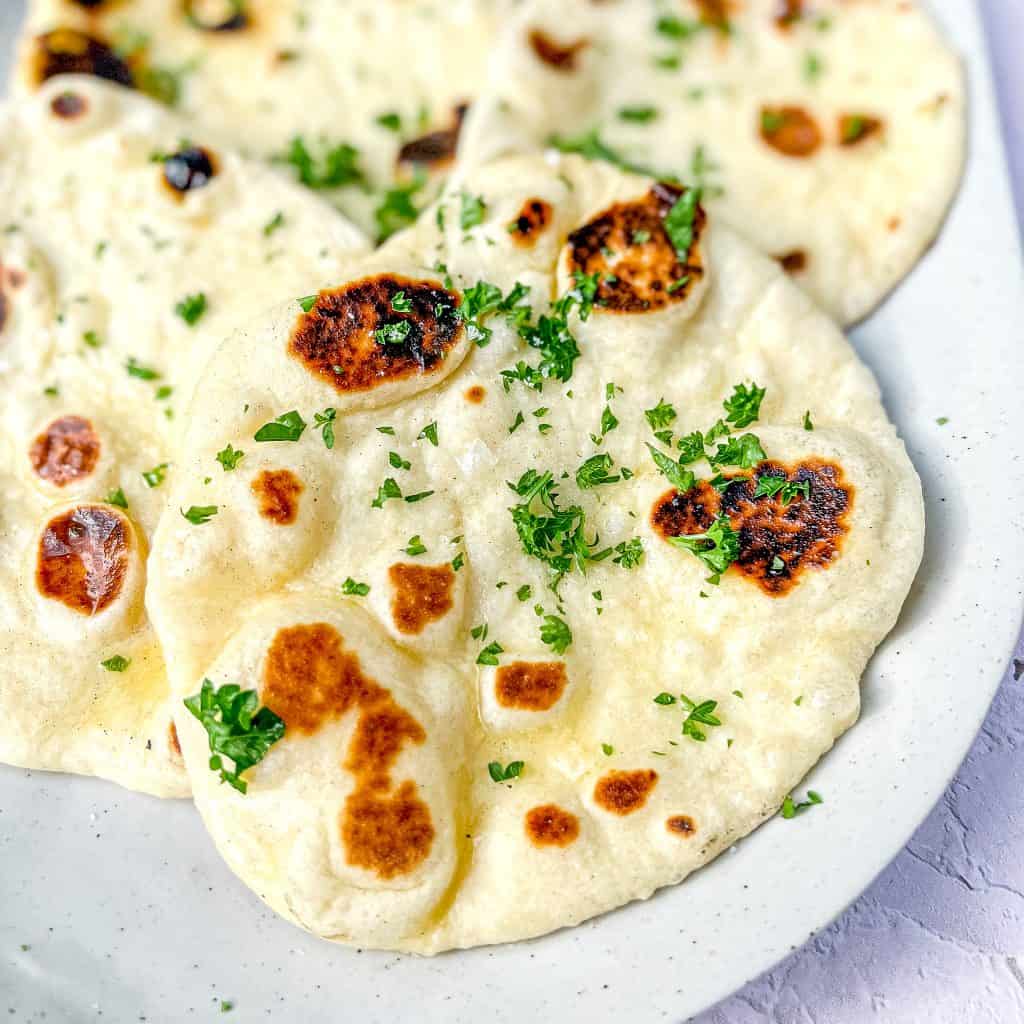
[263,211,285,237]
[314,408,337,449]
[277,136,365,190]
[142,463,169,488]
[612,538,644,568]
[516,584,532,602]
[370,477,402,509]
[708,433,766,470]
[298,294,317,313]
[183,679,285,794]
[646,443,695,492]
[83,330,103,348]
[803,410,814,431]
[374,173,424,241]
[459,191,487,231]
[106,487,129,509]
[125,357,160,380]
[391,291,413,313]
[668,514,739,582]
[645,399,677,433]
[654,691,722,742]
[404,534,427,556]
[781,790,823,819]
[254,410,306,442]
[375,111,402,132]
[375,320,412,346]
[540,614,572,654]
[216,444,245,471]
[175,292,207,326]
[341,577,370,596]
[618,105,659,123]
[388,451,411,470]
[100,655,131,672]
[676,431,705,464]
[663,189,700,260]
[753,475,810,505]
[418,421,439,446]
[723,382,766,428]
[477,641,504,666]
[576,453,620,489]
[181,505,218,525]
[602,743,614,756]
[488,760,523,782]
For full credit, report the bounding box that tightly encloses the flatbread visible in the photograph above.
[14,0,510,238]
[148,152,923,949]
[459,0,965,324]
[0,76,367,797]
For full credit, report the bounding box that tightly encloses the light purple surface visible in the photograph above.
[696,5,1024,1018]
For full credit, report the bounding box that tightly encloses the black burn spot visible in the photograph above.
[567,183,705,313]
[508,198,553,246]
[650,460,854,595]
[34,29,134,88]
[288,275,464,394]
[162,147,218,194]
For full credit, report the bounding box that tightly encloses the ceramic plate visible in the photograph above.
[1,2,1022,1020]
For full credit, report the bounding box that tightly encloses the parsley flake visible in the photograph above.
[781,790,823,819]
[341,577,370,596]
[175,292,207,326]
[183,678,285,794]
[216,444,245,471]
[488,760,523,782]
[668,514,739,582]
[254,410,306,443]
[181,505,218,525]
[100,655,131,672]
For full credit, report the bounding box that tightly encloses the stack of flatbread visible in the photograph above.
[0,0,962,952]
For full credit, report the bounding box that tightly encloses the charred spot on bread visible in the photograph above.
[507,198,553,246]
[593,769,658,815]
[161,146,218,194]
[251,469,303,525]
[567,183,706,312]
[527,29,589,71]
[260,622,434,878]
[36,504,131,615]
[494,662,568,711]
[389,563,455,635]
[838,114,885,147]
[50,90,89,119]
[396,104,468,172]
[760,105,822,158]
[776,249,808,274]
[650,459,854,595]
[525,804,580,847]
[33,29,134,88]
[288,274,464,394]
[30,415,101,486]
[666,814,697,836]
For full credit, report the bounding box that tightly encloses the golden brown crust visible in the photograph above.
[593,769,658,815]
[650,459,854,595]
[36,504,131,615]
[464,385,486,404]
[525,804,580,847]
[567,183,706,313]
[29,415,101,486]
[760,105,822,158]
[288,275,464,395]
[494,661,568,711]
[527,29,589,71]
[666,814,697,837]
[261,622,435,878]
[388,563,455,635]
[251,468,303,525]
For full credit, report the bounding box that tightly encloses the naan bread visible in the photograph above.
[148,153,923,949]
[0,76,367,797]
[14,0,510,238]
[459,0,965,325]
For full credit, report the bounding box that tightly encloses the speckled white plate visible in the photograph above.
[1,3,1022,1021]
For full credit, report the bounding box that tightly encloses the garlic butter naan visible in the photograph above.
[460,0,965,324]
[0,76,366,796]
[149,153,923,948]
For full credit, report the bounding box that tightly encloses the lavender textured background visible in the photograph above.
[697,5,1024,1018]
